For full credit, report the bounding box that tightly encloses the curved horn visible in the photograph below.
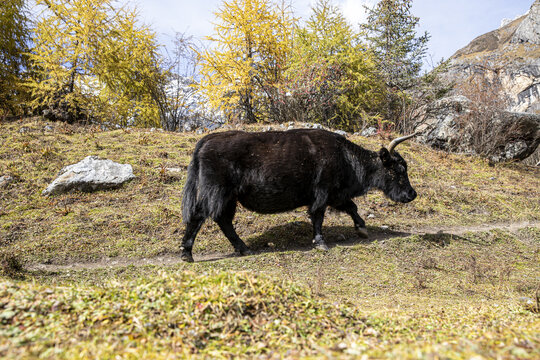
[388,132,418,154]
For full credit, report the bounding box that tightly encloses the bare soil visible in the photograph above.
[29,220,539,272]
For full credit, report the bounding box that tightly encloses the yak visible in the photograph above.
[180,129,417,262]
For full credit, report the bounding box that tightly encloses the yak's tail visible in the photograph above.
[182,136,234,223]
[182,141,204,224]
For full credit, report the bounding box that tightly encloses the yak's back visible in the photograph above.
[195,129,347,165]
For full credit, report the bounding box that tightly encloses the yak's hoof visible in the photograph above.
[181,252,194,263]
[314,243,329,251]
[356,226,369,238]
[240,248,254,256]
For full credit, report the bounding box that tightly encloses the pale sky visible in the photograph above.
[134,0,534,67]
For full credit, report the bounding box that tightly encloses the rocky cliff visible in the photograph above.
[444,0,540,114]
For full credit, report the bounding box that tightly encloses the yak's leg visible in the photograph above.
[333,199,368,238]
[215,200,253,256]
[309,206,328,251]
[181,216,205,262]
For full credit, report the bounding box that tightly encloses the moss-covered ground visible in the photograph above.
[1,118,539,358]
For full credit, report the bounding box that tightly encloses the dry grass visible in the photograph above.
[1,118,538,265]
[1,117,539,358]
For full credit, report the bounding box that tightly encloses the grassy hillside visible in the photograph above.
[1,118,539,358]
[1,118,538,264]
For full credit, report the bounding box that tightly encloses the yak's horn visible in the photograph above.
[388,133,418,154]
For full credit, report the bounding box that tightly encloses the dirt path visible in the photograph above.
[29,220,539,272]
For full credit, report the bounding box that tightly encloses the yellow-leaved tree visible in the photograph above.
[283,0,385,131]
[27,0,164,126]
[198,0,293,123]
[0,0,31,118]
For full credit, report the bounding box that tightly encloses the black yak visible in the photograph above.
[180,129,417,262]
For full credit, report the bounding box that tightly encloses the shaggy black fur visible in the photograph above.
[180,129,416,262]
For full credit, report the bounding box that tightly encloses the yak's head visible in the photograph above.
[377,134,417,203]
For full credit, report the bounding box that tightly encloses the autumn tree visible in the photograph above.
[280,0,384,130]
[27,0,164,126]
[0,0,31,117]
[198,0,293,123]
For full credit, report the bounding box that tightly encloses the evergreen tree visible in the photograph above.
[362,0,432,124]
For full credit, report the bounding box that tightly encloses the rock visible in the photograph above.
[287,125,294,130]
[519,296,539,312]
[0,175,14,188]
[361,127,377,137]
[42,156,135,195]
[165,167,183,173]
[312,123,323,129]
[414,96,471,151]
[414,95,540,161]
[334,130,347,136]
[205,123,221,131]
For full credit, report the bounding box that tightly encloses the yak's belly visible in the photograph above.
[238,185,308,214]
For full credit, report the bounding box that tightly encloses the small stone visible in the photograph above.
[367,214,375,219]
[363,327,378,337]
[380,225,389,230]
[361,127,377,137]
[0,175,14,188]
[334,130,347,136]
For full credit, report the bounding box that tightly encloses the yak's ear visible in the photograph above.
[379,147,392,165]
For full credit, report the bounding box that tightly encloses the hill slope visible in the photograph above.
[0,118,539,358]
[445,0,540,114]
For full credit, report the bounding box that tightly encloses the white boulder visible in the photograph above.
[43,156,135,195]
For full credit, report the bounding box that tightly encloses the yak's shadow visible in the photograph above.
[195,222,469,262]
[244,221,411,253]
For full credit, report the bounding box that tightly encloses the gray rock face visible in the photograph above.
[512,0,540,44]
[414,95,540,162]
[414,96,472,151]
[443,0,540,114]
[43,156,135,195]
